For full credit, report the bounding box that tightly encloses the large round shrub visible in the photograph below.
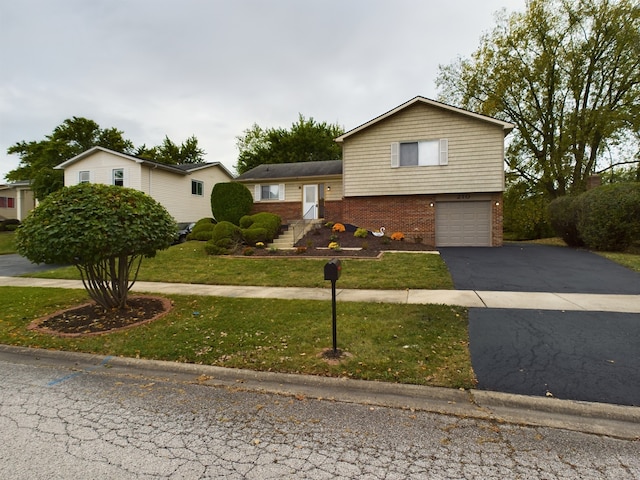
[577,183,640,251]
[548,195,584,247]
[211,182,253,225]
[16,183,176,308]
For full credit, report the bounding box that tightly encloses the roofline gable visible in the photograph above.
[54,146,235,178]
[334,96,515,143]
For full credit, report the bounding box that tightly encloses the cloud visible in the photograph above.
[0,0,518,180]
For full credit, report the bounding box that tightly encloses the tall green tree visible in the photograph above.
[6,117,134,200]
[236,115,344,174]
[135,135,205,165]
[437,0,640,198]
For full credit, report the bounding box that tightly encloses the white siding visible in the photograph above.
[61,150,233,223]
[243,177,343,203]
[63,151,143,189]
[342,103,506,197]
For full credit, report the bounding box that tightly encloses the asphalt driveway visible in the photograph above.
[440,243,640,407]
[0,254,63,276]
[439,243,640,294]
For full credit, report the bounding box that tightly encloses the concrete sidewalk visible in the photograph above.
[1,276,639,313]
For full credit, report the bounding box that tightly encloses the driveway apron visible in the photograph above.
[440,243,640,406]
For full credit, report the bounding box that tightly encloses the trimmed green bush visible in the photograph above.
[204,240,230,255]
[187,222,215,241]
[246,212,281,240]
[16,183,175,308]
[577,183,640,251]
[548,196,584,247]
[212,221,243,243]
[211,183,253,225]
[239,215,254,229]
[242,227,268,246]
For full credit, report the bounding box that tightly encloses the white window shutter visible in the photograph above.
[439,139,449,165]
[278,184,285,200]
[254,184,261,201]
[391,142,399,168]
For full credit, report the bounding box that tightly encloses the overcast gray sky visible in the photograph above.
[0,0,522,181]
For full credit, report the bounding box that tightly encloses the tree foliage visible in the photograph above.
[135,135,205,164]
[6,117,134,200]
[6,117,206,199]
[437,0,640,198]
[236,115,344,174]
[16,183,176,309]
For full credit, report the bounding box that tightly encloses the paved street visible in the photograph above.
[1,350,639,479]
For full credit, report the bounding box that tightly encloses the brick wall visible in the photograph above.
[341,195,437,247]
[491,192,503,247]
[251,193,503,246]
[250,202,301,223]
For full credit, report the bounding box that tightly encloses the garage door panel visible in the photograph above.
[436,201,491,247]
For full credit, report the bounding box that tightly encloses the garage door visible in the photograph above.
[436,201,491,247]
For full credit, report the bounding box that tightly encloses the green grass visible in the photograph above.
[597,251,640,272]
[0,286,475,389]
[0,232,16,255]
[521,237,640,273]
[27,241,454,290]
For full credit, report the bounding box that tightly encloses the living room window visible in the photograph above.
[112,168,124,186]
[255,184,285,201]
[391,139,448,167]
[191,180,204,196]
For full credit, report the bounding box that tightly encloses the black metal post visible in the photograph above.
[331,279,337,354]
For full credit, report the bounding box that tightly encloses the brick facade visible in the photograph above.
[250,202,302,223]
[252,193,503,247]
[340,195,437,246]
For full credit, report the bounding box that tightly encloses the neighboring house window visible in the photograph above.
[0,197,15,208]
[191,180,204,196]
[79,171,90,184]
[254,184,285,201]
[391,139,448,167]
[112,168,124,186]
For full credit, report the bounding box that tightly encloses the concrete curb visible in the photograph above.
[2,345,638,440]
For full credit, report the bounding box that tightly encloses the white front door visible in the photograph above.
[303,184,318,219]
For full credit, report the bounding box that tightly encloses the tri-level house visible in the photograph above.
[236,96,514,247]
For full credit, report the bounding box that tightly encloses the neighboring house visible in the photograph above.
[237,96,514,247]
[0,180,35,221]
[55,146,234,223]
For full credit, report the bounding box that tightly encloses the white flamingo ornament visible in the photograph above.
[372,226,385,237]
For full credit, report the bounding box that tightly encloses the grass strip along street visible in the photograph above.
[0,286,474,389]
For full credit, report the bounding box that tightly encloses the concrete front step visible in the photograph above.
[268,219,322,249]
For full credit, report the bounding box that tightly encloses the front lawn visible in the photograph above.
[0,286,475,389]
[0,232,16,255]
[27,242,454,290]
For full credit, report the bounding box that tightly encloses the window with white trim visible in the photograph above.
[191,180,204,196]
[254,184,285,201]
[391,139,448,167]
[112,168,124,186]
[79,171,90,184]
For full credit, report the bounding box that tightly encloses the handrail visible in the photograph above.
[290,206,317,245]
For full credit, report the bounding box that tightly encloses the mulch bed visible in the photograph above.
[249,224,435,257]
[29,296,173,337]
